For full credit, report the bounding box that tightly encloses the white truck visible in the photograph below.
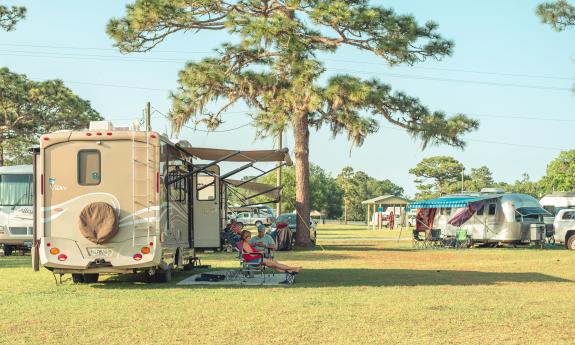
[552,209,575,250]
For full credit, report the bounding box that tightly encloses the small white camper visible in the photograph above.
[0,165,33,256]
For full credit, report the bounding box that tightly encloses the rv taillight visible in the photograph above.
[141,247,151,254]
[42,137,49,141]
[57,254,67,261]
[149,242,154,247]
[86,133,92,136]
[50,248,60,255]
[46,243,51,247]
[41,174,44,195]
[106,132,113,136]
[156,172,159,193]
[133,253,143,261]
[96,132,102,136]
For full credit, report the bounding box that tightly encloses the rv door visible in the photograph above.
[192,166,221,249]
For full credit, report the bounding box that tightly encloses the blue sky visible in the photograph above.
[1,0,574,196]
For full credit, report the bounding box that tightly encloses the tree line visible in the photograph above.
[234,164,403,222]
[410,151,575,200]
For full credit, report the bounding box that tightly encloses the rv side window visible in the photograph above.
[78,150,101,185]
[168,170,187,203]
[488,204,496,215]
[197,173,215,201]
[476,205,484,216]
[563,211,575,220]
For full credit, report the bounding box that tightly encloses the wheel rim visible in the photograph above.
[570,239,575,250]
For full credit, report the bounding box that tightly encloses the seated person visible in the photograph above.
[249,224,276,257]
[240,230,301,275]
[229,219,243,234]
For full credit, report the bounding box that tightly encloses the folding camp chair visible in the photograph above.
[412,230,426,248]
[426,229,443,248]
[455,228,470,249]
[235,242,266,282]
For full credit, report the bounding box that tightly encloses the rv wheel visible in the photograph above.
[82,274,99,283]
[567,235,575,251]
[72,274,85,284]
[255,220,262,227]
[2,245,13,256]
[154,266,173,283]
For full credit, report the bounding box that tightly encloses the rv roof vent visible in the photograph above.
[480,188,505,194]
[113,126,130,131]
[89,121,113,131]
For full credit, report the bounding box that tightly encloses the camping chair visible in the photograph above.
[426,229,443,248]
[235,242,266,282]
[455,228,470,249]
[412,230,426,248]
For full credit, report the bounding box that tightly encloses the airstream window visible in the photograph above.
[563,211,575,220]
[197,173,215,201]
[476,205,484,216]
[78,150,101,185]
[488,204,496,215]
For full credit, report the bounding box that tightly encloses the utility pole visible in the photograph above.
[276,129,283,217]
[461,168,465,192]
[145,102,151,131]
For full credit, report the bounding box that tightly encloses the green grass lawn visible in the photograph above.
[1,224,574,345]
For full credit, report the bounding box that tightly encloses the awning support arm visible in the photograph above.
[226,163,286,188]
[166,150,241,186]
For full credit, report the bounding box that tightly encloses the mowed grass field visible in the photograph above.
[1,224,574,345]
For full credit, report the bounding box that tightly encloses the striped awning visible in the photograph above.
[408,195,500,210]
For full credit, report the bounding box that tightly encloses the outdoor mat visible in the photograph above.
[177,269,295,286]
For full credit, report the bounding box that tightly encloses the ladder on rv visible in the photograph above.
[131,126,154,246]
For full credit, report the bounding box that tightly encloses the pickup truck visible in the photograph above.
[552,209,575,250]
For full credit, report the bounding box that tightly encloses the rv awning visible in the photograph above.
[408,196,500,210]
[224,179,281,200]
[185,147,292,166]
[516,207,551,216]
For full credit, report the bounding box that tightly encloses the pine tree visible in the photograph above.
[108,1,479,247]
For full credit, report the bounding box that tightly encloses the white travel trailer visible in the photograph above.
[409,189,549,245]
[32,122,290,283]
[539,192,575,222]
[0,165,34,256]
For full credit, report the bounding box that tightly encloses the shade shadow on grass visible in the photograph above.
[89,268,572,290]
[0,256,31,269]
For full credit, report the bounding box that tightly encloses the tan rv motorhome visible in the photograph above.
[33,122,291,283]
[33,123,199,283]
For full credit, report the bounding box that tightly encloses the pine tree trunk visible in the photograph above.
[0,145,4,167]
[292,111,311,248]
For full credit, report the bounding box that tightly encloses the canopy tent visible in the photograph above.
[361,195,411,230]
[184,147,293,166]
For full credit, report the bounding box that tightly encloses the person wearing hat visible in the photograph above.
[249,224,276,258]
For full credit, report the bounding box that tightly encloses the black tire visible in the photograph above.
[72,274,85,284]
[255,220,262,227]
[82,274,99,283]
[567,234,575,251]
[2,245,13,256]
[154,266,173,283]
[236,222,244,228]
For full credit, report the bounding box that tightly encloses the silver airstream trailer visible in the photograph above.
[410,189,549,245]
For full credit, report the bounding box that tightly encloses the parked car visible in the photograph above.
[229,208,274,227]
[552,208,575,250]
[270,213,317,243]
